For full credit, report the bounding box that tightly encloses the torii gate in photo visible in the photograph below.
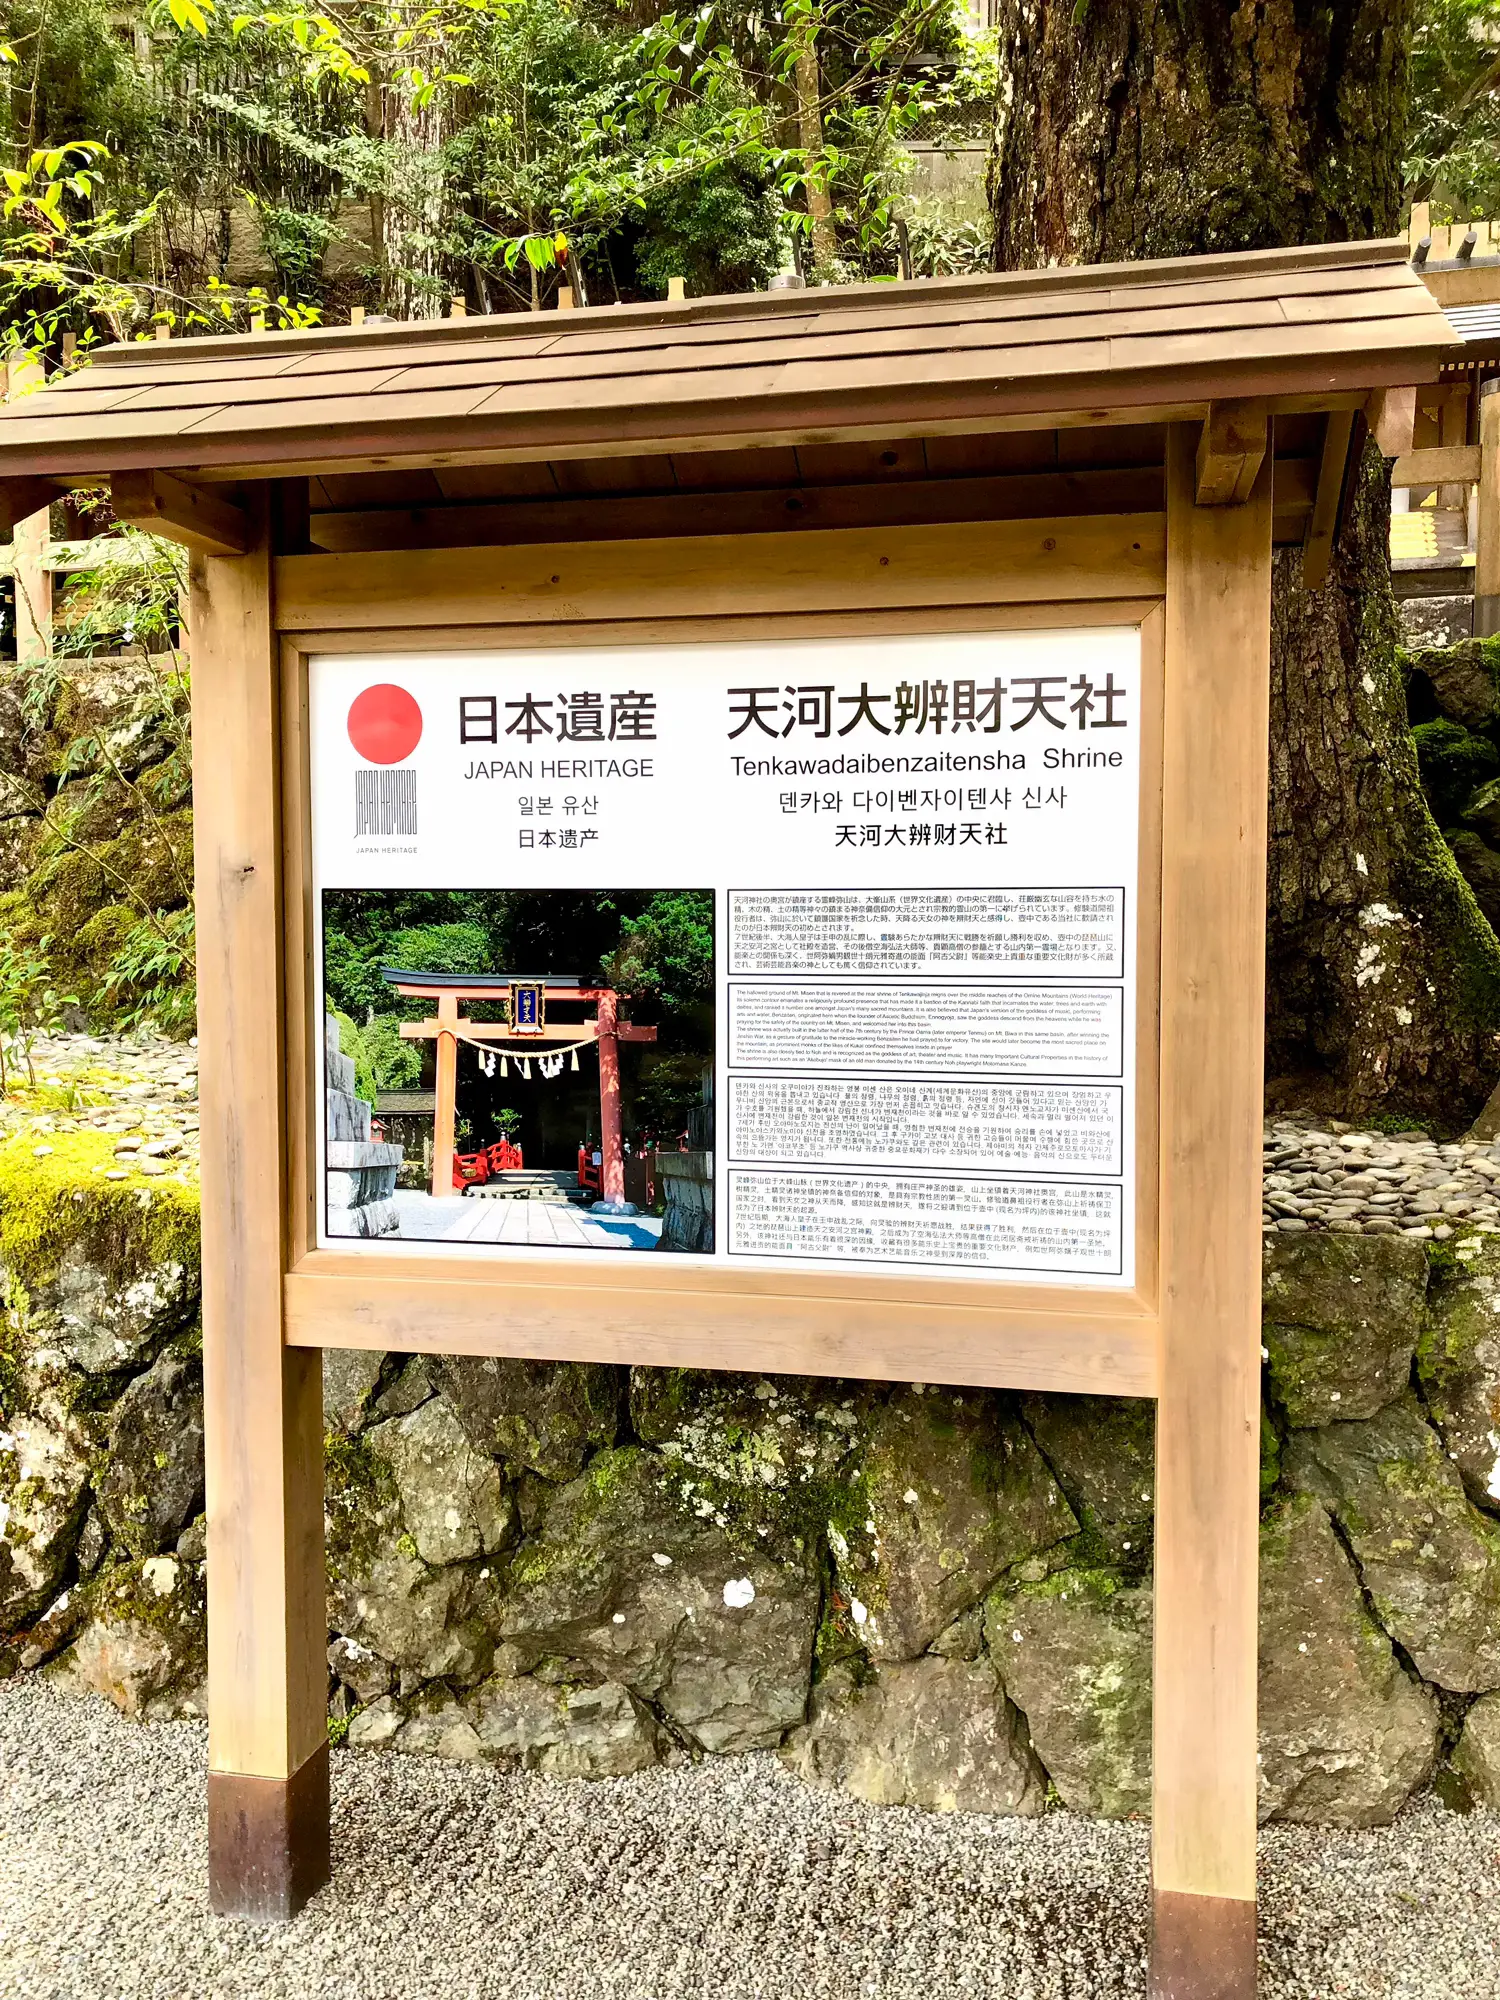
[383,969,656,1203]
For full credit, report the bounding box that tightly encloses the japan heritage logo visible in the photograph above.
[348,683,421,839]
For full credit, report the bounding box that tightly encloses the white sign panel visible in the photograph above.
[310,628,1141,1287]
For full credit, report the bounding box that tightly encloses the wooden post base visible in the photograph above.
[1149,1890,1257,1999]
[208,1741,331,1920]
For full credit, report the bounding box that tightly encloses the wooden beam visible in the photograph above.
[284,1262,1161,1399]
[192,489,329,1917]
[274,515,1169,632]
[1365,384,1417,459]
[1390,443,1480,487]
[1195,401,1267,505]
[0,475,60,538]
[112,469,250,556]
[1150,429,1272,2000]
[1302,409,1356,591]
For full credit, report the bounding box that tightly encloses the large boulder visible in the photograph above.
[782,1656,1046,1815]
[1452,1690,1500,1807]
[366,1394,515,1568]
[0,1394,91,1630]
[1286,1395,1500,1692]
[328,1541,497,1686]
[325,1429,497,1685]
[433,1357,623,1481]
[1418,1236,1500,1510]
[97,1348,203,1557]
[58,1555,207,1720]
[25,1240,196,1375]
[839,1388,1076,1662]
[1411,638,1500,731]
[631,1367,875,1489]
[1261,1234,1427,1427]
[322,1348,386,1434]
[1020,1393,1154,1565]
[1257,1494,1439,1825]
[984,1567,1152,1817]
[498,1446,818,1753]
[469,1675,663,1778]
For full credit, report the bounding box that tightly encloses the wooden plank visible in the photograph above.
[71,239,1412,380]
[112,469,250,556]
[191,492,329,1908]
[1301,409,1356,591]
[274,515,1168,630]
[122,363,412,415]
[1390,443,1480,487]
[1149,428,1271,1992]
[307,468,1169,553]
[279,639,316,1264]
[283,1264,1159,1398]
[1195,401,1267,506]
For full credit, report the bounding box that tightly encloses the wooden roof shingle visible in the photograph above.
[0,239,1456,483]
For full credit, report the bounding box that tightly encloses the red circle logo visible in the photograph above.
[347,684,422,764]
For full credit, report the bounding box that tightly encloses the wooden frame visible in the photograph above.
[187,483,1269,1992]
[277,563,1166,1404]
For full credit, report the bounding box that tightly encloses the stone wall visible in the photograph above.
[5,1121,1500,1822]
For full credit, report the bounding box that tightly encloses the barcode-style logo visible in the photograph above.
[347,683,422,841]
[355,767,418,837]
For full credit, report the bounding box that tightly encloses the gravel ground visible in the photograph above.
[1,1682,1497,2000]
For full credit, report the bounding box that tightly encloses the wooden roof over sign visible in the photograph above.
[0,239,1457,487]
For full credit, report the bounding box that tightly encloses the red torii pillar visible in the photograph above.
[390,977,655,1203]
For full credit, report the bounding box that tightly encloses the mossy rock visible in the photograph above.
[1021,1393,1154,1568]
[1417,1234,1500,1511]
[1258,1492,1438,1826]
[1285,1393,1500,1693]
[0,1131,200,1381]
[1405,636,1500,731]
[1262,1232,1427,1427]
[1447,829,1500,934]
[985,1564,1152,1817]
[1412,718,1500,826]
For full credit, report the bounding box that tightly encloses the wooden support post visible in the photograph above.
[595,987,625,1206]
[1477,381,1500,639]
[193,489,330,1920]
[1151,429,1271,2000]
[1301,409,1355,592]
[1439,384,1471,510]
[431,990,459,1198]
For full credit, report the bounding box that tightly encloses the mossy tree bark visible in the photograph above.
[991,0,1500,1127]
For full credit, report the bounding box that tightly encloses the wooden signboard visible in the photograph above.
[0,239,1455,1999]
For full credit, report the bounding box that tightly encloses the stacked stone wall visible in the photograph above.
[6,1112,1500,1822]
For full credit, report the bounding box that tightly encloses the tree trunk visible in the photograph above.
[991,0,1500,1127]
[795,26,838,272]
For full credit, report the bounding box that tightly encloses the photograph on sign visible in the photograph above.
[311,628,1142,1286]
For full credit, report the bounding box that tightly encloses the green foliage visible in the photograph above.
[601,890,714,1020]
[1408,0,1500,217]
[0,643,196,1037]
[0,933,76,1092]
